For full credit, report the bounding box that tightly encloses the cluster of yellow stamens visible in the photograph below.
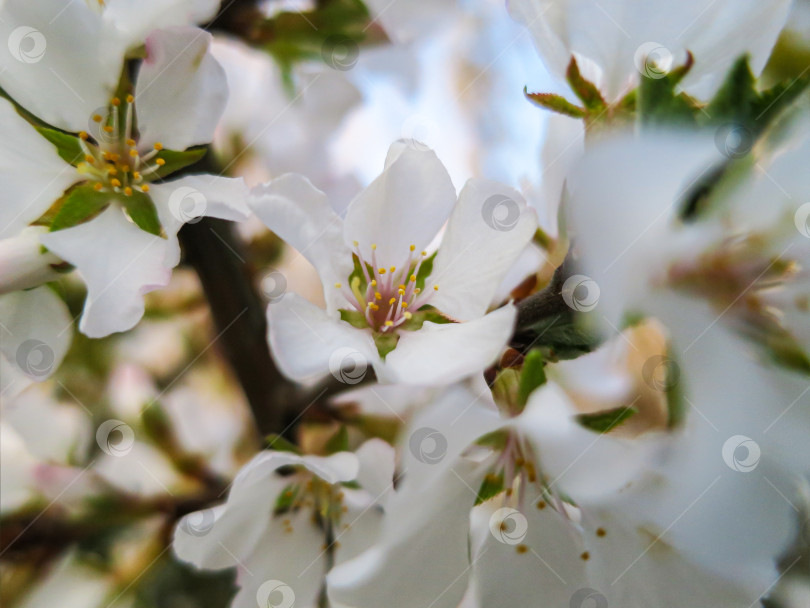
[75,96,166,196]
[276,473,352,544]
[335,242,440,332]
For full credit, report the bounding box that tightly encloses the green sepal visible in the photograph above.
[273,483,300,514]
[339,308,368,329]
[524,88,586,118]
[752,76,810,130]
[475,429,510,450]
[150,147,207,179]
[518,350,547,407]
[637,52,698,127]
[264,434,301,453]
[49,185,112,232]
[577,405,638,434]
[517,311,602,361]
[325,425,350,454]
[491,368,520,412]
[122,190,163,237]
[565,57,606,111]
[399,306,454,331]
[475,472,505,506]
[703,55,757,124]
[415,251,437,290]
[663,348,686,429]
[36,127,84,165]
[374,332,399,359]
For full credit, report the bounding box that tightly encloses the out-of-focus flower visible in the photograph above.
[174,442,394,608]
[509,0,791,100]
[250,142,537,385]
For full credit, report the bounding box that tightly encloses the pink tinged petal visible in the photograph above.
[430,178,538,321]
[249,174,353,315]
[266,292,378,384]
[40,206,172,338]
[0,98,77,239]
[0,0,120,132]
[342,141,456,266]
[383,304,516,385]
[470,501,589,608]
[149,176,249,268]
[0,286,71,384]
[135,27,227,151]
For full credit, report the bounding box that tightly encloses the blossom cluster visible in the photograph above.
[1,0,809,607]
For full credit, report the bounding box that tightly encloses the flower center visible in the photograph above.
[336,242,439,332]
[75,96,166,197]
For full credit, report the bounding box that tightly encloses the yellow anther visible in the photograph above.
[371,304,379,311]
[129,149,138,157]
[92,114,102,122]
[110,153,120,162]
[124,187,133,196]
[107,166,117,175]
[111,97,121,106]
[403,312,412,319]
[126,138,136,147]
[110,178,121,187]
[398,289,405,295]
[374,292,382,300]
[378,268,386,274]
[410,274,416,282]
[388,297,396,305]
[371,243,377,250]
[103,125,114,133]
[421,251,427,256]
[93,182,103,191]
[126,94,134,103]
[133,171,141,180]
[433,285,439,291]
[401,301,408,308]
[140,184,150,193]
[410,244,415,251]
[79,131,89,140]
[390,266,396,272]
[353,240,359,246]
[415,288,422,294]
[155,158,165,166]
[84,155,95,163]
[153,142,163,151]
[334,282,342,288]
[120,166,130,173]
[370,280,377,287]
[385,320,393,327]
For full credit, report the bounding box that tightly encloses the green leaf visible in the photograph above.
[265,434,301,453]
[518,350,547,407]
[415,251,437,290]
[374,332,399,359]
[565,57,606,111]
[325,426,349,454]
[339,308,368,329]
[50,185,112,232]
[577,405,638,434]
[150,147,207,179]
[751,75,810,132]
[637,53,698,127]
[475,472,505,506]
[524,88,586,118]
[36,127,84,165]
[122,190,163,237]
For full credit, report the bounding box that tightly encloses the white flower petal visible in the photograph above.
[249,174,353,315]
[353,438,396,501]
[0,227,62,294]
[0,286,71,384]
[266,292,378,384]
[430,178,538,320]
[135,26,227,151]
[40,206,172,338]
[0,0,119,132]
[0,98,77,239]
[383,304,516,384]
[343,142,456,267]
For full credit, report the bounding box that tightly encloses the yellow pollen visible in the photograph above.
[126,138,136,147]
[140,184,150,193]
[374,292,382,300]
[415,288,421,294]
[153,142,163,151]
[126,94,134,103]
[398,289,405,296]
[371,243,377,250]
[120,166,130,173]
[129,149,138,157]
[103,125,114,133]
[111,97,121,106]
[410,244,415,251]
[84,155,94,163]
[385,320,393,327]
[370,280,377,287]
[155,158,165,166]
[401,301,408,308]
[133,171,141,180]
[353,240,359,246]
[92,114,102,123]
[433,285,439,291]
[378,268,386,275]
[110,178,121,187]
[124,187,133,196]
[410,275,416,282]
[335,282,342,288]
[421,251,427,256]
[388,297,396,305]
[79,131,89,140]
[403,312,412,319]
[390,266,396,272]
[107,166,117,175]
[93,182,103,191]
[371,304,379,311]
